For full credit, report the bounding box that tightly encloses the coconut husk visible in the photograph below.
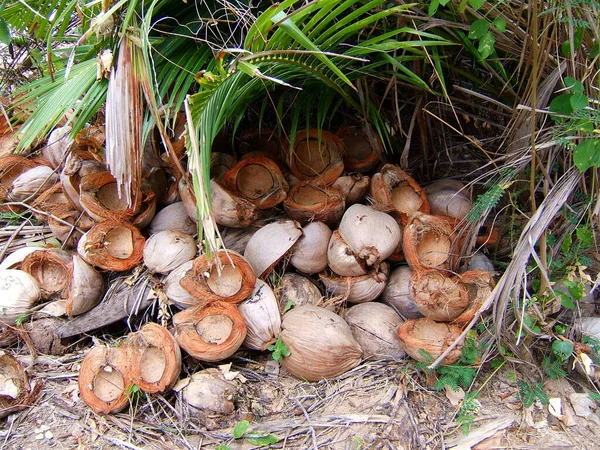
[7,165,59,203]
[330,173,370,206]
[148,201,197,236]
[343,302,405,359]
[21,249,72,299]
[210,152,237,181]
[143,230,196,275]
[280,305,362,381]
[172,302,247,362]
[0,156,38,203]
[77,219,145,271]
[381,265,422,319]
[238,279,281,350]
[42,126,73,169]
[286,129,345,185]
[370,164,429,223]
[60,151,106,210]
[0,353,43,419]
[403,213,454,271]
[78,344,132,414]
[320,262,390,304]
[79,171,142,222]
[210,178,259,228]
[275,273,324,313]
[427,190,472,220]
[127,322,182,393]
[453,270,495,324]
[238,128,283,162]
[180,250,256,304]
[338,204,401,267]
[47,206,96,249]
[397,318,463,365]
[283,179,345,227]
[179,368,237,416]
[410,270,469,322]
[290,221,332,275]
[243,219,303,278]
[326,230,367,277]
[336,124,382,173]
[65,254,104,317]
[0,269,42,326]
[30,182,72,222]
[222,156,288,209]
[164,260,197,309]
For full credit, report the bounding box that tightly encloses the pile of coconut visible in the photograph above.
[0,122,497,415]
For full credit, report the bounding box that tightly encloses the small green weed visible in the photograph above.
[518,381,549,408]
[215,420,279,449]
[267,336,290,362]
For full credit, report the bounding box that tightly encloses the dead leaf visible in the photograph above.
[548,397,562,419]
[444,385,465,407]
[569,392,600,424]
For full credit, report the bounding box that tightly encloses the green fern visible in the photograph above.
[465,182,506,223]
[456,392,481,435]
[542,356,567,380]
[518,381,549,408]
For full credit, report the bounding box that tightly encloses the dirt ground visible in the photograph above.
[2,345,600,450]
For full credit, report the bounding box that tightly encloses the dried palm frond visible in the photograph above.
[105,36,142,209]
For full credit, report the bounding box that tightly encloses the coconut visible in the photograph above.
[320,263,390,304]
[370,164,429,222]
[283,179,345,227]
[21,249,72,299]
[77,219,145,271]
[210,178,259,228]
[285,129,345,185]
[276,273,324,313]
[381,266,422,319]
[8,165,59,202]
[290,221,332,274]
[65,255,104,317]
[427,190,472,220]
[47,207,96,249]
[0,353,42,419]
[403,213,453,271]
[0,269,42,326]
[453,270,495,324]
[243,220,302,278]
[344,302,405,359]
[337,125,381,173]
[330,173,370,205]
[326,230,366,277]
[180,368,237,415]
[222,156,288,209]
[148,202,197,235]
[180,251,256,304]
[238,279,282,350]
[280,305,362,381]
[338,204,401,267]
[410,270,469,322]
[42,125,73,169]
[397,318,463,365]
[172,302,247,362]
[78,344,132,414]
[0,156,37,202]
[127,322,182,393]
[143,230,196,275]
[164,261,197,309]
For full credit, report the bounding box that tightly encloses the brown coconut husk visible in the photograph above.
[77,219,145,271]
[180,250,256,304]
[77,344,132,414]
[410,270,469,322]
[0,156,37,203]
[0,353,43,419]
[283,179,345,226]
[172,302,247,362]
[79,171,142,222]
[127,322,182,393]
[30,183,72,222]
[397,318,463,365]
[286,129,345,185]
[222,156,288,209]
[403,213,454,271]
[47,206,96,248]
[336,124,382,173]
[319,262,390,304]
[65,254,104,317]
[453,270,495,325]
[330,173,370,206]
[209,178,259,228]
[21,249,72,299]
[370,164,429,223]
